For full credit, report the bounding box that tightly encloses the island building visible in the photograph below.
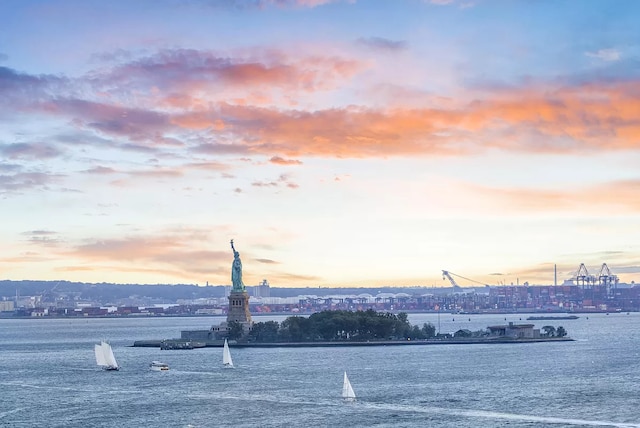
[487,322,539,339]
[181,240,253,341]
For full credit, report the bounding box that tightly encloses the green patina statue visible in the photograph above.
[230,239,245,292]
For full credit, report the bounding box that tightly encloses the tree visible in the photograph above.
[422,323,436,338]
[227,320,244,340]
[394,312,411,338]
[248,321,280,342]
[542,325,556,337]
[556,326,567,337]
[408,325,425,339]
[280,316,310,342]
[271,310,442,343]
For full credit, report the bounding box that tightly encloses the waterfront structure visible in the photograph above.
[487,322,538,339]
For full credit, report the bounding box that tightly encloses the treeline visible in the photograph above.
[229,309,437,342]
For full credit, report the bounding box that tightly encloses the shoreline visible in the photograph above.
[132,337,574,348]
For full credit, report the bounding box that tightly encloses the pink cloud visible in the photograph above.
[269,156,303,165]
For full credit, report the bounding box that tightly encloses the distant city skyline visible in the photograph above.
[1,0,639,288]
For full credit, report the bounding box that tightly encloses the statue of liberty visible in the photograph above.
[230,239,245,292]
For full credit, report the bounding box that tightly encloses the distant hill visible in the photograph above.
[0,280,460,303]
[0,280,226,302]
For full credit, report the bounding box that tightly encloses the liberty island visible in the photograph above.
[136,242,573,349]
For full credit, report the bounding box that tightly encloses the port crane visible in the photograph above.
[597,263,618,287]
[573,262,618,298]
[442,270,488,289]
[574,263,596,286]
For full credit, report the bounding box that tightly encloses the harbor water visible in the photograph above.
[1,313,639,427]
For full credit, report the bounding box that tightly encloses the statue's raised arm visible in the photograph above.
[230,239,236,254]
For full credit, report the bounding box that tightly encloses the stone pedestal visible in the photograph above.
[227,291,252,324]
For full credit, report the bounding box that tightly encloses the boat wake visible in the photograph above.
[185,391,640,427]
[360,402,640,427]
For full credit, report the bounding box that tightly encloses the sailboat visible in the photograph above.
[222,339,234,368]
[342,371,356,401]
[94,340,119,371]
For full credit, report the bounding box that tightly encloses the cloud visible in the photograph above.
[0,163,22,172]
[82,166,118,175]
[67,232,230,278]
[22,230,57,236]
[185,161,232,172]
[585,48,621,62]
[127,168,184,179]
[255,258,279,264]
[251,173,298,189]
[170,79,640,158]
[45,98,171,141]
[200,0,341,9]
[4,57,640,163]
[467,178,640,213]
[357,37,408,52]
[428,0,455,5]
[191,142,250,156]
[21,230,61,247]
[90,48,363,103]
[252,180,279,187]
[0,172,62,194]
[269,156,303,165]
[0,142,63,160]
[0,66,71,110]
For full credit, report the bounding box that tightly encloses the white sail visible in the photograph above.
[103,342,119,369]
[223,339,234,368]
[95,344,108,367]
[95,341,119,370]
[342,371,356,401]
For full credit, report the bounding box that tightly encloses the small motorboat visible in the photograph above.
[150,361,170,371]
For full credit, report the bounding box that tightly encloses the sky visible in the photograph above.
[1,0,639,288]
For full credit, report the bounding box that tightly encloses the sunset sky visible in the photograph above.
[1,0,639,288]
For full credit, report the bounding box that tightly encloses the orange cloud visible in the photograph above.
[269,156,303,165]
[185,81,640,158]
[466,179,640,213]
[14,227,299,283]
[467,83,640,152]
[13,60,640,160]
[58,233,231,279]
